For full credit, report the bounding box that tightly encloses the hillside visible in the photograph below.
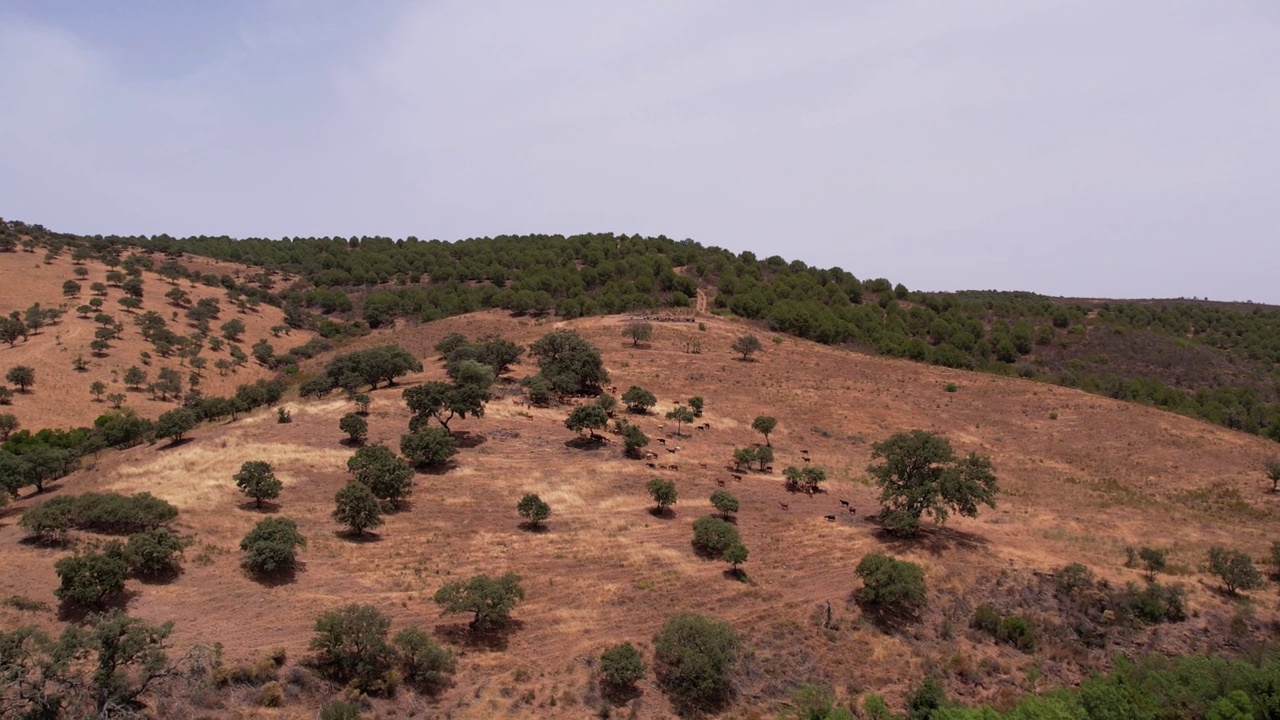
[0,247,319,431]
[2,310,1278,718]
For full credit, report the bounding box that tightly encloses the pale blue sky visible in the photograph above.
[2,2,1277,302]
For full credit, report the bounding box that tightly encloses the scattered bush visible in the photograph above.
[21,492,177,536]
[1207,546,1263,595]
[394,626,456,693]
[600,641,646,691]
[55,550,128,607]
[123,528,184,577]
[433,572,524,631]
[653,612,739,712]
[691,515,740,558]
[855,553,926,620]
[241,517,307,574]
[517,493,551,528]
[310,604,397,693]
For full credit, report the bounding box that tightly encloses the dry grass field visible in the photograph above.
[1,307,1278,718]
[0,249,316,430]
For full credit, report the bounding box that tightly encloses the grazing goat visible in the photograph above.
[657,438,666,445]
[715,478,725,486]
[731,473,744,482]
[839,499,849,507]
[666,447,677,454]
[801,449,810,454]
[824,514,836,522]
[669,464,679,471]
[802,456,812,463]
[778,501,789,510]
[646,462,657,469]
[848,507,857,515]
[699,462,708,469]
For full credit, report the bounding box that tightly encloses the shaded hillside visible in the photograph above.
[5,218,1280,443]
[1,310,1277,718]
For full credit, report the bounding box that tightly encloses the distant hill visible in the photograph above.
[4,218,1279,443]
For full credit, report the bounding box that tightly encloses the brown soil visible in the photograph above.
[1,309,1277,718]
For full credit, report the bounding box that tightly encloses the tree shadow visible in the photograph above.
[845,590,922,633]
[339,438,366,448]
[690,542,727,561]
[157,437,194,451]
[722,568,749,583]
[564,436,608,451]
[244,561,304,587]
[237,500,280,513]
[433,619,524,652]
[517,522,550,534]
[19,534,71,550]
[454,431,486,450]
[134,566,184,585]
[417,462,455,476]
[872,523,990,557]
[602,683,645,707]
[648,507,675,519]
[58,589,137,622]
[335,530,384,544]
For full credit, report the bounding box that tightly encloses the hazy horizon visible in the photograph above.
[2,2,1277,303]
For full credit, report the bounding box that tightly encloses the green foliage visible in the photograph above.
[234,460,282,508]
[1138,547,1167,579]
[710,489,738,518]
[339,412,368,444]
[733,446,756,471]
[621,385,657,413]
[622,321,654,346]
[782,684,856,720]
[403,361,493,433]
[723,543,748,572]
[868,430,999,536]
[855,553,927,619]
[783,465,826,493]
[6,365,35,392]
[653,612,739,712]
[565,404,609,439]
[600,641,646,690]
[240,517,306,574]
[1207,546,1263,594]
[433,572,524,631]
[751,415,777,444]
[731,334,763,360]
[665,405,695,435]
[1265,458,1280,493]
[399,426,458,469]
[324,345,423,390]
[907,676,945,720]
[319,701,362,720]
[517,493,551,528]
[155,408,198,443]
[622,424,650,458]
[55,550,127,607]
[646,477,677,512]
[310,604,397,693]
[123,528,184,577]
[333,482,384,536]
[529,330,608,395]
[22,491,177,537]
[394,626,455,693]
[688,396,704,417]
[692,515,740,557]
[0,413,17,441]
[347,444,415,509]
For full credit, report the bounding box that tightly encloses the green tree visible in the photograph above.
[394,626,456,694]
[517,493,551,528]
[55,551,127,607]
[89,380,107,401]
[240,517,306,574]
[784,684,854,720]
[0,413,18,441]
[723,543,748,576]
[1138,547,1167,580]
[403,363,493,434]
[731,334,763,360]
[6,365,35,392]
[755,444,774,471]
[751,415,777,445]
[1266,458,1280,493]
[647,477,677,514]
[692,515,740,557]
[622,321,654,347]
[710,490,739,519]
[0,316,27,346]
[310,604,396,692]
[84,612,176,714]
[600,641,646,692]
[783,465,826,494]
[62,279,81,298]
[333,482,384,536]
[347,444,415,510]
[353,393,371,414]
[621,385,657,413]
[855,553,927,620]
[234,460,282,509]
[565,404,609,440]
[433,572,525,631]
[688,396,704,418]
[666,405,695,436]
[622,424,650,458]
[1207,546,1263,595]
[732,446,756,472]
[339,413,368,444]
[529,330,609,395]
[123,365,147,389]
[399,427,458,469]
[155,408,197,444]
[867,430,999,537]
[653,612,739,712]
[217,318,245,342]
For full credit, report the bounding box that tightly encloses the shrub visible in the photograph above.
[123,528,184,577]
[997,615,1036,652]
[394,626,455,693]
[855,553,926,619]
[600,641,645,691]
[319,701,362,720]
[517,493,551,528]
[234,461,282,509]
[646,477,677,513]
[23,492,178,535]
[691,515,740,558]
[55,550,127,607]
[710,489,738,518]
[240,517,306,574]
[399,427,457,469]
[333,482,383,536]
[347,444,414,509]
[339,413,368,444]
[653,612,739,712]
[971,603,1001,635]
[310,604,397,693]
[155,407,198,443]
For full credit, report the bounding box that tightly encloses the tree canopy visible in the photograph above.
[867,430,999,536]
